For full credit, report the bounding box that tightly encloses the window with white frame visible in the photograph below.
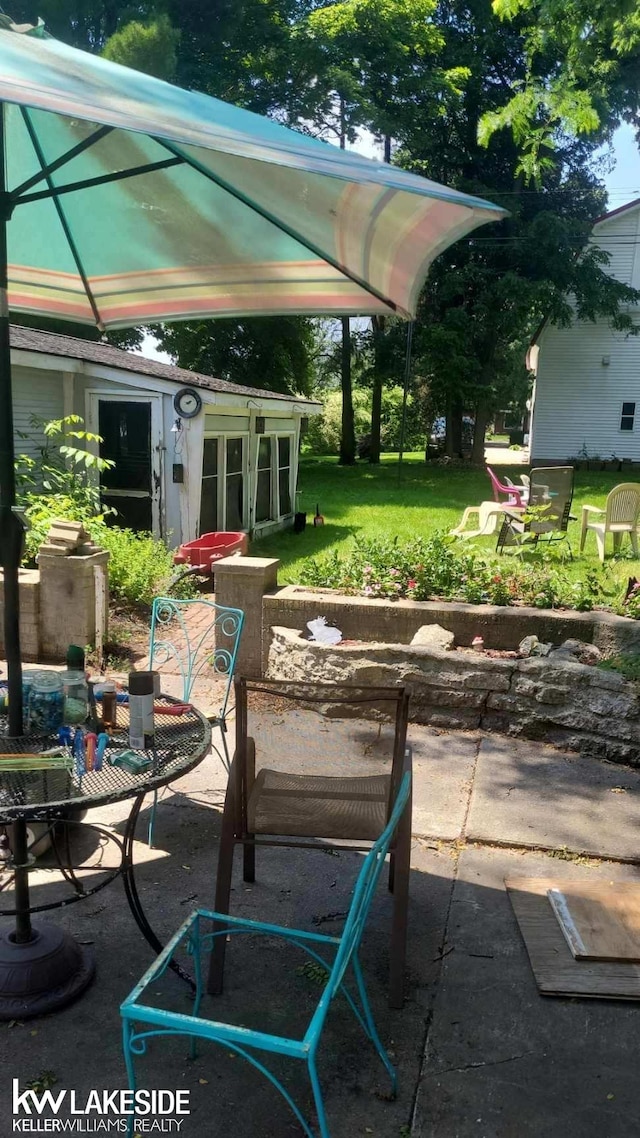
[620,402,636,432]
[278,436,292,515]
[199,435,247,533]
[199,438,219,533]
[254,434,295,524]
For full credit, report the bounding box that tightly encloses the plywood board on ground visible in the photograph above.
[505,877,640,999]
[547,882,640,962]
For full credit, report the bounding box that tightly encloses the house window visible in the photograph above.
[199,435,246,533]
[199,438,219,534]
[255,437,273,523]
[254,434,295,525]
[278,436,292,515]
[621,402,636,431]
[225,437,244,530]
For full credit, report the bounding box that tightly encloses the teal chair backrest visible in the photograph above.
[308,770,411,1026]
[149,597,244,715]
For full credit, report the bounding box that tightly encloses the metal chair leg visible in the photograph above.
[243,839,255,883]
[388,792,411,1010]
[207,783,237,996]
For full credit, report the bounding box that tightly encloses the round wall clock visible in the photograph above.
[173,387,203,418]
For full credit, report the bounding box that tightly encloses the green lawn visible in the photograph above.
[251,454,640,599]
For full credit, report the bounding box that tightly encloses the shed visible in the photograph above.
[10,325,320,544]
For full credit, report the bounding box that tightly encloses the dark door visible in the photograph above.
[98,400,153,532]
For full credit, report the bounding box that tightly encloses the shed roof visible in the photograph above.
[9,324,320,407]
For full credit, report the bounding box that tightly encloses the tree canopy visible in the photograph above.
[479,0,640,182]
[7,0,639,448]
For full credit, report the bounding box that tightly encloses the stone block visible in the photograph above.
[217,556,280,678]
[38,550,109,659]
[410,624,455,650]
[511,676,571,705]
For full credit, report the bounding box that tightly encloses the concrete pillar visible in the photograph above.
[213,555,280,678]
[0,568,40,660]
[38,549,110,661]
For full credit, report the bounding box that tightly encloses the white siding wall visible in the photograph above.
[13,365,64,460]
[530,318,640,461]
[590,207,640,287]
[531,204,640,461]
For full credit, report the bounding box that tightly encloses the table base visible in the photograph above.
[0,923,95,1020]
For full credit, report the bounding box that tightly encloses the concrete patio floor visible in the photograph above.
[1,722,639,1138]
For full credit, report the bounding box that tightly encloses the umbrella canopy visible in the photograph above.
[0,24,505,326]
[0,21,507,733]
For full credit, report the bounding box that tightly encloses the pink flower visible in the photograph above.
[407,579,416,589]
[364,585,373,595]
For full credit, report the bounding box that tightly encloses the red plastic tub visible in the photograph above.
[173,531,248,571]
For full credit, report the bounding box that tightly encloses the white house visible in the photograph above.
[528,199,640,463]
[10,325,320,545]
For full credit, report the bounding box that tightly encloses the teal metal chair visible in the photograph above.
[120,771,411,1138]
[146,597,244,846]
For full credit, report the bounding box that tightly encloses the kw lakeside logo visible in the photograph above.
[12,1081,190,1133]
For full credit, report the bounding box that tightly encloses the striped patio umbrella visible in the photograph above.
[0,19,507,732]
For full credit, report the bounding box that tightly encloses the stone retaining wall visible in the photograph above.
[268,626,640,765]
[262,586,640,670]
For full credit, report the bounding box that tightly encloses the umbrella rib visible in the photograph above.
[10,124,114,199]
[153,137,399,316]
[19,106,104,330]
[15,156,183,206]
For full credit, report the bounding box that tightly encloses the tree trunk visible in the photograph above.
[452,401,463,458]
[369,315,385,464]
[472,403,491,464]
[445,399,463,458]
[338,104,355,465]
[339,315,356,465]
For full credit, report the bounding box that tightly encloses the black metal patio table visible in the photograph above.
[0,697,211,1019]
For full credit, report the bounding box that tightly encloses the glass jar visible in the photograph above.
[61,669,89,726]
[28,671,64,734]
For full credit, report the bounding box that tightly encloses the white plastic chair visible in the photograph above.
[580,483,640,562]
[450,501,509,539]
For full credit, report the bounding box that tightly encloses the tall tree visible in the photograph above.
[102,12,179,79]
[153,317,316,396]
[390,0,639,461]
[479,0,640,181]
[289,0,469,461]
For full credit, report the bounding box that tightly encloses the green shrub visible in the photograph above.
[90,525,178,606]
[17,416,179,607]
[21,494,178,606]
[598,654,640,681]
[299,534,613,614]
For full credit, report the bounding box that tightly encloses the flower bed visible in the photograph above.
[299,535,626,616]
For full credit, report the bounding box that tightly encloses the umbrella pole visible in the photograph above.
[0,102,23,736]
[397,320,414,479]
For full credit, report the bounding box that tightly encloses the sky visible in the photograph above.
[137,123,640,364]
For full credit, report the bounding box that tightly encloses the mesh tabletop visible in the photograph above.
[0,699,211,822]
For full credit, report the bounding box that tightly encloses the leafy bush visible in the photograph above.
[304,386,422,456]
[299,534,614,613]
[598,654,640,682]
[90,525,178,606]
[17,415,179,607]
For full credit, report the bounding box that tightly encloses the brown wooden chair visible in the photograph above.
[207,678,412,1008]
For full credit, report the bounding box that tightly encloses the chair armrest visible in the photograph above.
[581,504,603,516]
[501,505,525,522]
[450,506,480,536]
